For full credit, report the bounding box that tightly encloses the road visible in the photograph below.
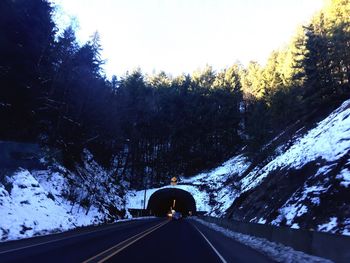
[0,218,274,263]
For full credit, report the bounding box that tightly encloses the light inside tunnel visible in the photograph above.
[147,188,196,217]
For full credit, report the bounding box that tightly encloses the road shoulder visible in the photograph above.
[189,218,274,263]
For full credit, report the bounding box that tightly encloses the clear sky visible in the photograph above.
[52,0,324,78]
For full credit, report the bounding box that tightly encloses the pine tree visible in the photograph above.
[0,0,56,140]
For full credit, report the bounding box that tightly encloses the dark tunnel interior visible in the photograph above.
[147,188,196,217]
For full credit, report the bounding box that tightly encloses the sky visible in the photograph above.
[52,0,324,78]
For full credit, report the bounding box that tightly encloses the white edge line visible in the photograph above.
[193,224,228,263]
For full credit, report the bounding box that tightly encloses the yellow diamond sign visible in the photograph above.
[171,177,177,185]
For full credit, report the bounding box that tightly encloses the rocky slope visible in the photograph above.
[0,150,126,241]
[180,99,350,235]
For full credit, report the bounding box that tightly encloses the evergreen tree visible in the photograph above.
[0,0,56,140]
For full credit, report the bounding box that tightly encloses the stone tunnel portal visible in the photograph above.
[147,188,196,217]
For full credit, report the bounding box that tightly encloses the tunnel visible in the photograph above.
[147,188,196,217]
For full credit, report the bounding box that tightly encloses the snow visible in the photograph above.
[315,164,337,177]
[291,223,300,229]
[343,219,350,236]
[343,229,350,236]
[181,155,252,216]
[272,204,308,226]
[336,168,350,188]
[246,100,350,232]
[193,218,332,263]
[2,99,350,242]
[317,217,338,232]
[126,184,211,212]
[0,167,118,241]
[258,218,267,224]
[0,165,152,242]
[0,150,128,242]
[126,99,350,225]
[126,154,251,215]
[181,154,250,185]
[272,184,329,226]
[242,100,350,192]
[126,100,350,234]
[0,170,76,241]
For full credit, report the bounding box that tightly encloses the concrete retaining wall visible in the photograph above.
[200,216,350,263]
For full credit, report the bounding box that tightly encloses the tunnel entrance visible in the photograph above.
[147,188,196,217]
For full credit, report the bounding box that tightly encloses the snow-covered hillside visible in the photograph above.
[0,150,126,242]
[230,99,350,235]
[128,99,350,235]
[197,99,350,235]
[2,99,350,242]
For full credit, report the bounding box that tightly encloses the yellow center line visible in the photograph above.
[83,219,170,263]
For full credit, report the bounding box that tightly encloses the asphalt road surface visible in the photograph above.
[0,218,274,263]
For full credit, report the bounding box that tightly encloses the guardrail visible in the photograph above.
[199,216,350,263]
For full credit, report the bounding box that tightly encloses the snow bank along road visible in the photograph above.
[0,218,274,263]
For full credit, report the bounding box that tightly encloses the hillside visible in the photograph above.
[128,99,350,235]
[1,2,350,261]
[1,98,350,243]
[0,150,126,241]
[187,99,350,235]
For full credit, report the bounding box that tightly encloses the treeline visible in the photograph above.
[0,0,349,188]
[240,0,350,150]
